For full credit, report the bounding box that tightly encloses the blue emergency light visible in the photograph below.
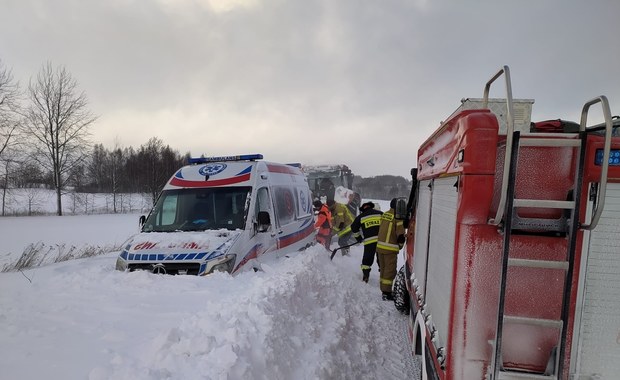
[595,149,620,166]
[189,154,264,164]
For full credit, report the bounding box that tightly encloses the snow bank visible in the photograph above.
[0,199,418,379]
[0,246,418,380]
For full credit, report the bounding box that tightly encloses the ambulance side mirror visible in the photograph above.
[139,215,146,227]
[394,198,408,220]
[257,211,271,233]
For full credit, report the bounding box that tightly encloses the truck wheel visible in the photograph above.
[393,266,410,315]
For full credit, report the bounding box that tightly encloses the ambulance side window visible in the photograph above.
[273,186,296,226]
[255,187,273,232]
[161,195,178,225]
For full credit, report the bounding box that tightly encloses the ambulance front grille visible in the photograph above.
[128,262,202,275]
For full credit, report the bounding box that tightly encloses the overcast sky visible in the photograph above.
[2,0,619,177]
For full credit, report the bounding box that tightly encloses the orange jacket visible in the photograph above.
[314,204,332,236]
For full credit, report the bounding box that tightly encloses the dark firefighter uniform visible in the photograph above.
[329,200,355,256]
[376,198,406,300]
[343,201,383,282]
[314,200,332,250]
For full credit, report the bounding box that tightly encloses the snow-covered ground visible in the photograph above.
[1,188,152,216]
[0,213,144,270]
[0,201,420,379]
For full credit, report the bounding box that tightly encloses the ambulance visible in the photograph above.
[115,154,316,276]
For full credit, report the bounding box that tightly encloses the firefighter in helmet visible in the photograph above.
[313,200,332,250]
[376,198,406,300]
[345,201,383,283]
[327,199,355,256]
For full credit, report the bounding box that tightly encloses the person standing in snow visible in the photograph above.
[343,201,383,283]
[327,199,355,256]
[375,198,406,301]
[314,200,332,250]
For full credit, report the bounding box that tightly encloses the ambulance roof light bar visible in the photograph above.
[189,154,264,164]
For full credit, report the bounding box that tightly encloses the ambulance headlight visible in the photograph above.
[115,254,128,271]
[205,254,237,274]
[115,247,130,271]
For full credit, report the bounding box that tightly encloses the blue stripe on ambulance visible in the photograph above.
[236,166,252,175]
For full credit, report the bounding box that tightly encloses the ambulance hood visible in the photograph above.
[123,229,242,259]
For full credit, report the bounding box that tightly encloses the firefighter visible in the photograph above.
[313,200,332,250]
[345,201,383,283]
[327,199,355,256]
[376,198,406,301]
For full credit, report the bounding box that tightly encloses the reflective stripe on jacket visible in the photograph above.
[331,202,354,234]
[376,208,405,253]
[349,208,383,246]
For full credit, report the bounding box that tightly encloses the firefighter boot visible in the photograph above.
[382,292,394,301]
[362,269,370,283]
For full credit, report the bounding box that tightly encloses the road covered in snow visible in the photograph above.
[0,214,419,379]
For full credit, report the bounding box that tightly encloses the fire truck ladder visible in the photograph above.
[485,67,615,380]
[489,129,583,380]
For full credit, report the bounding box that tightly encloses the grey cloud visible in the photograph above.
[1,0,619,177]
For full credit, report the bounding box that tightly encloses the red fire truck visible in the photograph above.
[396,66,620,379]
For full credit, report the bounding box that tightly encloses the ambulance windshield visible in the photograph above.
[142,187,251,232]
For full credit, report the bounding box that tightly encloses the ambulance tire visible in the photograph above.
[393,266,410,315]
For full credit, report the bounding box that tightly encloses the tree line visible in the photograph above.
[82,140,186,209]
[352,175,412,201]
[1,58,412,216]
[0,58,189,216]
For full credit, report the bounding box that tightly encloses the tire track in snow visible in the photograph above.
[335,245,420,380]
[376,302,420,379]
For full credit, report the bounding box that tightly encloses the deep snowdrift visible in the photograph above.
[0,214,419,379]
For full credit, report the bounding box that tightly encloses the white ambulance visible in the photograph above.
[115,154,316,276]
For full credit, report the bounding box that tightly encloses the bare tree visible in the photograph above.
[24,62,96,216]
[108,140,126,213]
[0,59,21,159]
[24,186,44,216]
[1,154,16,216]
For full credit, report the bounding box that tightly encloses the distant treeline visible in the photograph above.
[1,60,409,216]
[352,175,412,201]
[3,138,412,206]
[4,137,187,205]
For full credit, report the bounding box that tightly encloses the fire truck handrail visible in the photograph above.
[485,65,515,226]
[580,95,613,230]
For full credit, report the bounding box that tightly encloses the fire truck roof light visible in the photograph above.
[189,154,264,164]
[595,149,620,166]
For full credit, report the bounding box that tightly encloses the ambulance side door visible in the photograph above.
[253,186,278,256]
[272,185,301,253]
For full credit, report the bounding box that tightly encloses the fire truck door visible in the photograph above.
[424,177,458,360]
[571,182,620,378]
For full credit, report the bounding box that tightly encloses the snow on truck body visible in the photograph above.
[399,66,620,379]
[115,154,316,276]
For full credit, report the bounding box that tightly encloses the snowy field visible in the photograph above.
[0,213,144,271]
[0,201,420,379]
[1,188,152,216]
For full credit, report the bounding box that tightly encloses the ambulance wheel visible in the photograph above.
[393,266,410,315]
